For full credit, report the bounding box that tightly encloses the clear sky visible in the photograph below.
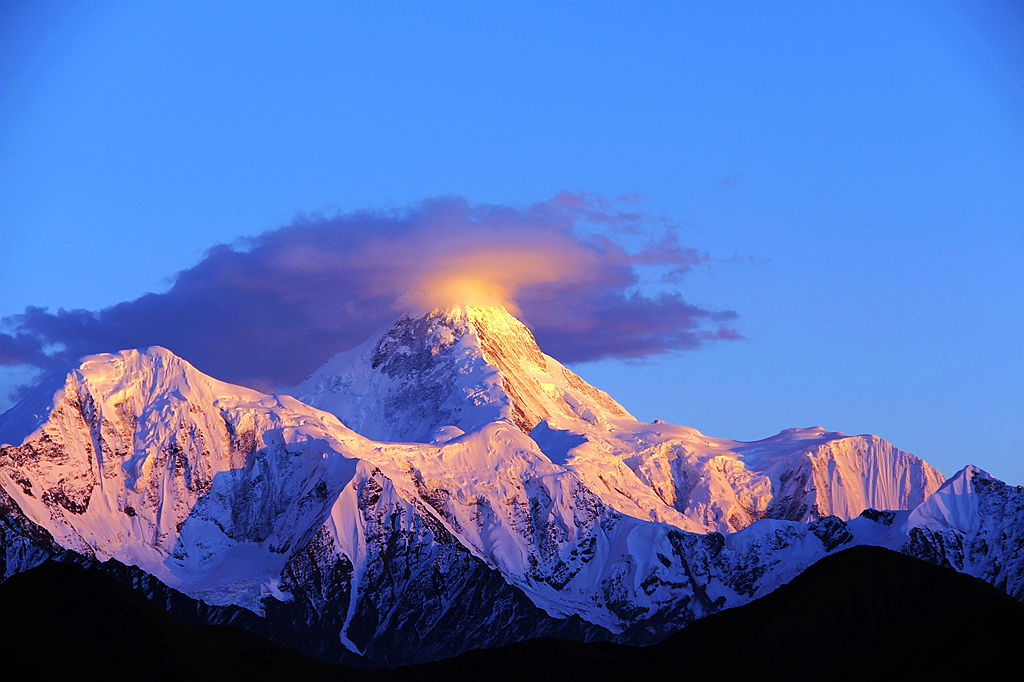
[2,1,1022,482]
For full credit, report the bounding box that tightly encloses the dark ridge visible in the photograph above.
[5,547,1024,680]
[0,560,361,681]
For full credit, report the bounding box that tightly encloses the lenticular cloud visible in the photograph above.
[0,194,740,399]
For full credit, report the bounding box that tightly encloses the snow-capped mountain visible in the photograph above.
[0,347,365,610]
[0,305,1015,667]
[297,305,945,533]
[294,305,634,442]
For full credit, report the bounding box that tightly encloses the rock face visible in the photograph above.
[271,459,610,665]
[0,306,1009,667]
[0,483,59,579]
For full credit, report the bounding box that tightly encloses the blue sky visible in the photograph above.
[1,1,1022,481]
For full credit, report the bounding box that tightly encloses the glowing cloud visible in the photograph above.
[0,195,739,401]
[410,247,598,313]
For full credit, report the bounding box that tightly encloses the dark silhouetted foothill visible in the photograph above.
[6,547,1024,680]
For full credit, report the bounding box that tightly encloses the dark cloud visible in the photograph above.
[1,195,741,398]
[0,330,51,367]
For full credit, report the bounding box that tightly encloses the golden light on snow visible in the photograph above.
[411,247,591,312]
[419,274,511,310]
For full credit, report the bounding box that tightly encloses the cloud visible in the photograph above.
[0,195,740,399]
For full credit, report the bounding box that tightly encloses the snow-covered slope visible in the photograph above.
[546,421,945,533]
[902,466,1024,601]
[0,347,728,655]
[0,347,364,609]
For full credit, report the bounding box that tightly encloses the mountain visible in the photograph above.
[0,306,1012,667]
[294,305,634,442]
[0,346,363,610]
[904,465,1024,601]
[0,347,609,664]
[297,305,945,533]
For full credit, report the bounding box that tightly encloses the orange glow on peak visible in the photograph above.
[410,247,589,313]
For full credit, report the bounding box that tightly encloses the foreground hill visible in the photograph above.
[398,545,1024,679]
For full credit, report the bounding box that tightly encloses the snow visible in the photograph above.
[906,464,990,531]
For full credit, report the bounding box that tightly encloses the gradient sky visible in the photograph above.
[2,1,1022,482]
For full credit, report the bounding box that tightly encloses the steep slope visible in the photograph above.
[902,465,1024,600]
[0,483,61,579]
[547,422,945,532]
[271,455,610,664]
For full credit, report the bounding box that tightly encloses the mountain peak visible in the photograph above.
[415,304,540,351]
[0,346,256,448]
[906,464,994,531]
[295,305,633,442]
[425,302,515,320]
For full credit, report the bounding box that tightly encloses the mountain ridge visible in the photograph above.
[297,305,945,533]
